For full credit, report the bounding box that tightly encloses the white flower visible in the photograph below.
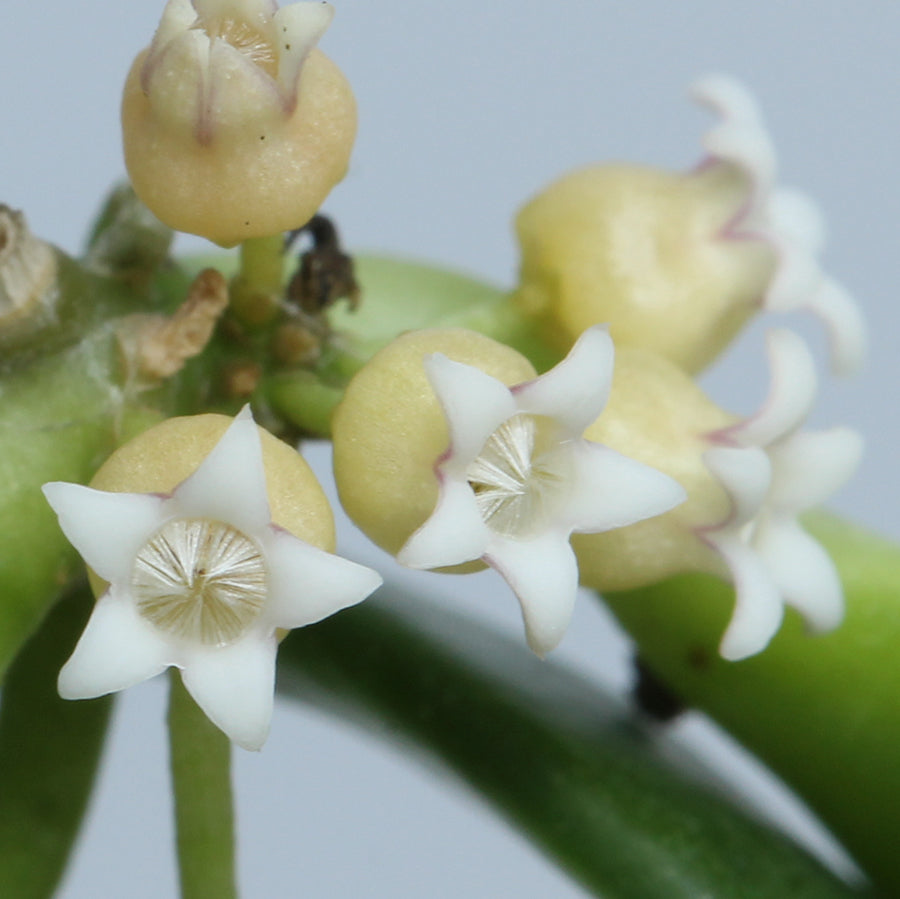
[692,75,866,375]
[42,407,381,750]
[702,330,863,660]
[397,326,687,656]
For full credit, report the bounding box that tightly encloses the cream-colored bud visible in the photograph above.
[573,347,734,591]
[332,329,535,561]
[512,164,775,373]
[122,0,356,246]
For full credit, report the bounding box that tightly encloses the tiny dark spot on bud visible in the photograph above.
[285,43,291,50]
[260,135,266,140]
[687,646,711,671]
[245,221,250,226]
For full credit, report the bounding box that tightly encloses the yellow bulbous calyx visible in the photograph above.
[122,0,356,246]
[573,347,735,591]
[332,329,535,562]
[512,163,775,374]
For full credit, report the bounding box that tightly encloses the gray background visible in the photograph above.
[3,1,897,896]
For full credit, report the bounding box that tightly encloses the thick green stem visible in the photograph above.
[602,514,900,894]
[230,235,284,326]
[167,673,238,899]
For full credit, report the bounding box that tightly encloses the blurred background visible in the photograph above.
[3,1,898,895]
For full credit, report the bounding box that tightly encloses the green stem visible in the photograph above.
[167,672,238,899]
[278,594,870,899]
[601,513,900,894]
[230,235,285,327]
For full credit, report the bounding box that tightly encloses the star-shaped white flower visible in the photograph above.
[397,326,687,656]
[42,407,381,750]
[691,75,866,375]
[702,329,863,660]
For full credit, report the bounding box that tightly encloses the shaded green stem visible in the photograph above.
[278,593,871,899]
[167,673,238,899]
[0,584,112,899]
[230,235,285,327]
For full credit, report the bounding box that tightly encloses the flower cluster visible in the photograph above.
[42,45,864,751]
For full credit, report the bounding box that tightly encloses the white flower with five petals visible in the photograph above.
[692,75,866,374]
[42,408,381,750]
[397,326,687,656]
[703,330,863,660]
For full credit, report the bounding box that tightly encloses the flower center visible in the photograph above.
[195,15,277,77]
[466,413,568,540]
[131,518,267,646]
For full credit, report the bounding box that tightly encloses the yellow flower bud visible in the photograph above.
[121,0,356,246]
[512,163,774,373]
[573,346,734,591]
[332,329,535,561]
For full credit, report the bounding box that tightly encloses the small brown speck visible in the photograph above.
[687,646,711,671]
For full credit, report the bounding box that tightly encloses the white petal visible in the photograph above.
[273,1,334,101]
[172,406,271,534]
[193,0,278,25]
[263,528,381,629]
[151,0,197,54]
[807,276,867,376]
[561,441,685,534]
[768,427,863,513]
[424,354,517,469]
[485,533,578,657]
[397,478,489,569]
[58,587,172,699]
[512,326,614,437]
[706,533,784,661]
[754,517,844,634]
[766,188,826,256]
[703,446,771,528]
[725,329,817,448]
[180,635,277,751]
[42,483,165,584]
[691,74,776,207]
